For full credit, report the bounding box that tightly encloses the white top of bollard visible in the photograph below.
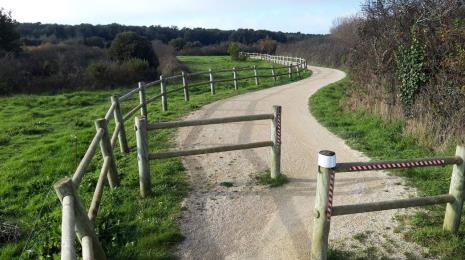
[318,150,336,168]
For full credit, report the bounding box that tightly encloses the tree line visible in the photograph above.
[17,22,319,48]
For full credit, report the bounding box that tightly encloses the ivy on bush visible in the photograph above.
[396,33,428,115]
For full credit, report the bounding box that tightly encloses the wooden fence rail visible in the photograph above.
[311,146,465,260]
[135,105,282,198]
[53,53,306,259]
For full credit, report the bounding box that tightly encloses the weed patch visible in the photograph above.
[256,171,289,187]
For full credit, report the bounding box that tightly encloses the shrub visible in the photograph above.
[152,41,189,75]
[126,58,149,75]
[85,62,109,87]
[257,36,277,54]
[396,33,428,114]
[86,58,153,88]
[184,41,202,49]
[0,44,105,94]
[168,37,186,50]
[109,32,158,67]
[228,42,240,61]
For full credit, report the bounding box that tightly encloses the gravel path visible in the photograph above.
[176,66,428,259]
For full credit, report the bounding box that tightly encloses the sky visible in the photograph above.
[1,0,363,34]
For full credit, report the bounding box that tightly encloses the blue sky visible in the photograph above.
[2,0,363,34]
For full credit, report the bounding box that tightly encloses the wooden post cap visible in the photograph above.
[318,150,336,168]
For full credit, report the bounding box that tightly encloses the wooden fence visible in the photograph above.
[135,106,282,198]
[311,146,465,260]
[51,53,306,259]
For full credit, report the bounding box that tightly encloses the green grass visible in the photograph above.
[255,171,289,187]
[0,56,310,259]
[309,77,465,259]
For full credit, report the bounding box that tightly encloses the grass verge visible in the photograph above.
[309,77,464,259]
[0,56,310,259]
[255,171,289,187]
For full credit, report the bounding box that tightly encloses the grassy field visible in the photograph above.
[0,56,310,259]
[310,78,464,259]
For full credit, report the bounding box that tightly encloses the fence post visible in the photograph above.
[209,68,215,95]
[61,195,76,260]
[135,116,151,198]
[233,67,238,90]
[182,71,189,102]
[271,66,276,82]
[270,105,282,178]
[138,82,148,118]
[95,119,119,188]
[111,96,130,154]
[296,65,301,78]
[288,65,292,79]
[160,75,167,112]
[54,177,107,260]
[443,145,465,233]
[311,150,336,260]
[253,65,259,85]
[82,236,94,260]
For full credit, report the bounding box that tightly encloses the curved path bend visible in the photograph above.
[176,66,427,259]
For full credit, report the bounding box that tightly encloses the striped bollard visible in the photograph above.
[311,150,336,260]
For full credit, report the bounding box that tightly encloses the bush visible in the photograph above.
[257,36,277,54]
[228,42,240,61]
[152,41,189,75]
[86,58,153,88]
[0,44,105,94]
[109,32,158,67]
[168,37,186,50]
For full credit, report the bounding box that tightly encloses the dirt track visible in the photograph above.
[176,66,427,259]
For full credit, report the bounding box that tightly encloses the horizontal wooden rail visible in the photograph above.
[211,68,236,73]
[164,74,183,81]
[332,194,455,216]
[123,103,144,122]
[72,129,104,186]
[142,79,162,88]
[188,71,211,77]
[118,87,139,102]
[165,86,185,95]
[110,123,121,148]
[148,114,274,130]
[255,66,286,70]
[236,75,259,81]
[211,78,235,84]
[145,92,163,105]
[188,80,212,88]
[88,156,110,223]
[334,156,462,173]
[149,141,273,160]
[104,103,117,121]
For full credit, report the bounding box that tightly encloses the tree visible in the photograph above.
[84,36,106,48]
[168,37,186,50]
[228,42,240,61]
[257,36,277,54]
[109,31,158,67]
[0,8,20,54]
[184,41,202,49]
